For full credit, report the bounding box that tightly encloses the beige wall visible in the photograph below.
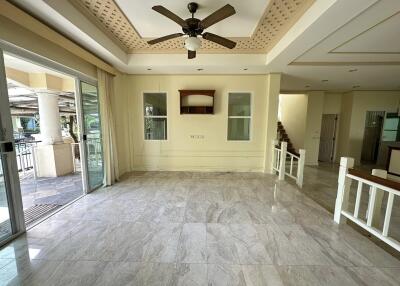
[304,91,324,165]
[0,16,97,78]
[279,94,308,150]
[348,91,400,164]
[336,92,353,161]
[278,92,324,165]
[113,74,278,173]
[323,93,342,114]
[264,74,281,173]
[322,92,342,162]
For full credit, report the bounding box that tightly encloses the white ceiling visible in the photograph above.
[333,12,400,54]
[115,0,270,38]
[8,0,400,92]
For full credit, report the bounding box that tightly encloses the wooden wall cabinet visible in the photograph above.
[179,90,215,114]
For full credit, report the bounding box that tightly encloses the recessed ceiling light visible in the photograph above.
[321,79,329,82]
[197,68,204,71]
[349,69,358,72]
[147,68,152,71]
[352,85,360,89]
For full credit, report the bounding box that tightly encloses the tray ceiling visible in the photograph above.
[70,0,315,53]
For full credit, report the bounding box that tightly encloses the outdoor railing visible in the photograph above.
[15,141,39,173]
[334,157,400,252]
[272,140,306,188]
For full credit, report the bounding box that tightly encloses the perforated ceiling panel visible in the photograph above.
[71,0,315,53]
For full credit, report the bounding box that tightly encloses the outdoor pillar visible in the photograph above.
[33,92,73,177]
[37,92,63,144]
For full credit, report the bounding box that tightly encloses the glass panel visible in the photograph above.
[382,130,397,142]
[228,93,251,116]
[144,93,167,116]
[0,157,12,241]
[144,118,167,140]
[228,118,250,141]
[81,82,104,190]
[383,117,399,131]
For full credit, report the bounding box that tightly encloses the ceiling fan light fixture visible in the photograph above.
[185,36,201,51]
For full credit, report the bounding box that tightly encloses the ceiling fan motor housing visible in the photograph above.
[182,18,203,37]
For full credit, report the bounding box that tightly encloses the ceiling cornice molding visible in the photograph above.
[70,0,315,54]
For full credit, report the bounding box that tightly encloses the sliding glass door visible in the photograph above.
[80,81,104,191]
[0,156,13,241]
[0,49,24,245]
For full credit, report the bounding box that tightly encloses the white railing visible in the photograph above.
[272,140,306,188]
[334,157,400,252]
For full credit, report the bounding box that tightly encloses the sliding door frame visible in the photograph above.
[0,48,25,246]
[0,40,102,195]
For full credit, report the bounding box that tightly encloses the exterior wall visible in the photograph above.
[115,74,275,172]
[279,93,308,150]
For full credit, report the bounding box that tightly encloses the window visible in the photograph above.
[227,92,251,141]
[143,93,167,140]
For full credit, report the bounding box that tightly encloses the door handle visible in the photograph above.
[0,141,14,153]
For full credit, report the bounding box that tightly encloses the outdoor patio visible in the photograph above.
[19,165,83,226]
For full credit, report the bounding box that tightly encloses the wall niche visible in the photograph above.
[179,90,215,114]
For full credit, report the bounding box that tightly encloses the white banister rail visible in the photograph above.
[272,140,306,188]
[334,157,400,252]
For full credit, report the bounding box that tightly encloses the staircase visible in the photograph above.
[277,121,299,156]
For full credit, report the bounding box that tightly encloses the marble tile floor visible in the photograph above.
[0,171,400,285]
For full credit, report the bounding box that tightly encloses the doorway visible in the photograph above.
[4,53,86,226]
[319,114,338,162]
[361,111,385,164]
[0,44,104,244]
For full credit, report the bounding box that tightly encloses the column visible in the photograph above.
[37,92,63,144]
[264,73,281,173]
[34,92,73,177]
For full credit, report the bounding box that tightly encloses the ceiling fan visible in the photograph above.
[147,2,237,59]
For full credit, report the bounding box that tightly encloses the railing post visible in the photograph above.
[366,169,387,228]
[272,139,278,172]
[279,141,287,180]
[296,149,306,188]
[334,157,354,224]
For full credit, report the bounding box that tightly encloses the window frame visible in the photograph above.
[142,91,168,141]
[227,91,253,142]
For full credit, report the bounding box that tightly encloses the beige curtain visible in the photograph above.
[97,68,119,185]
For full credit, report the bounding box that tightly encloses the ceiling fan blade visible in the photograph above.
[200,4,236,29]
[152,5,188,28]
[147,33,183,45]
[188,50,196,59]
[202,32,236,49]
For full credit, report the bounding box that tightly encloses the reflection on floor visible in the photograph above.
[19,170,83,226]
[301,163,400,253]
[0,171,399,285]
